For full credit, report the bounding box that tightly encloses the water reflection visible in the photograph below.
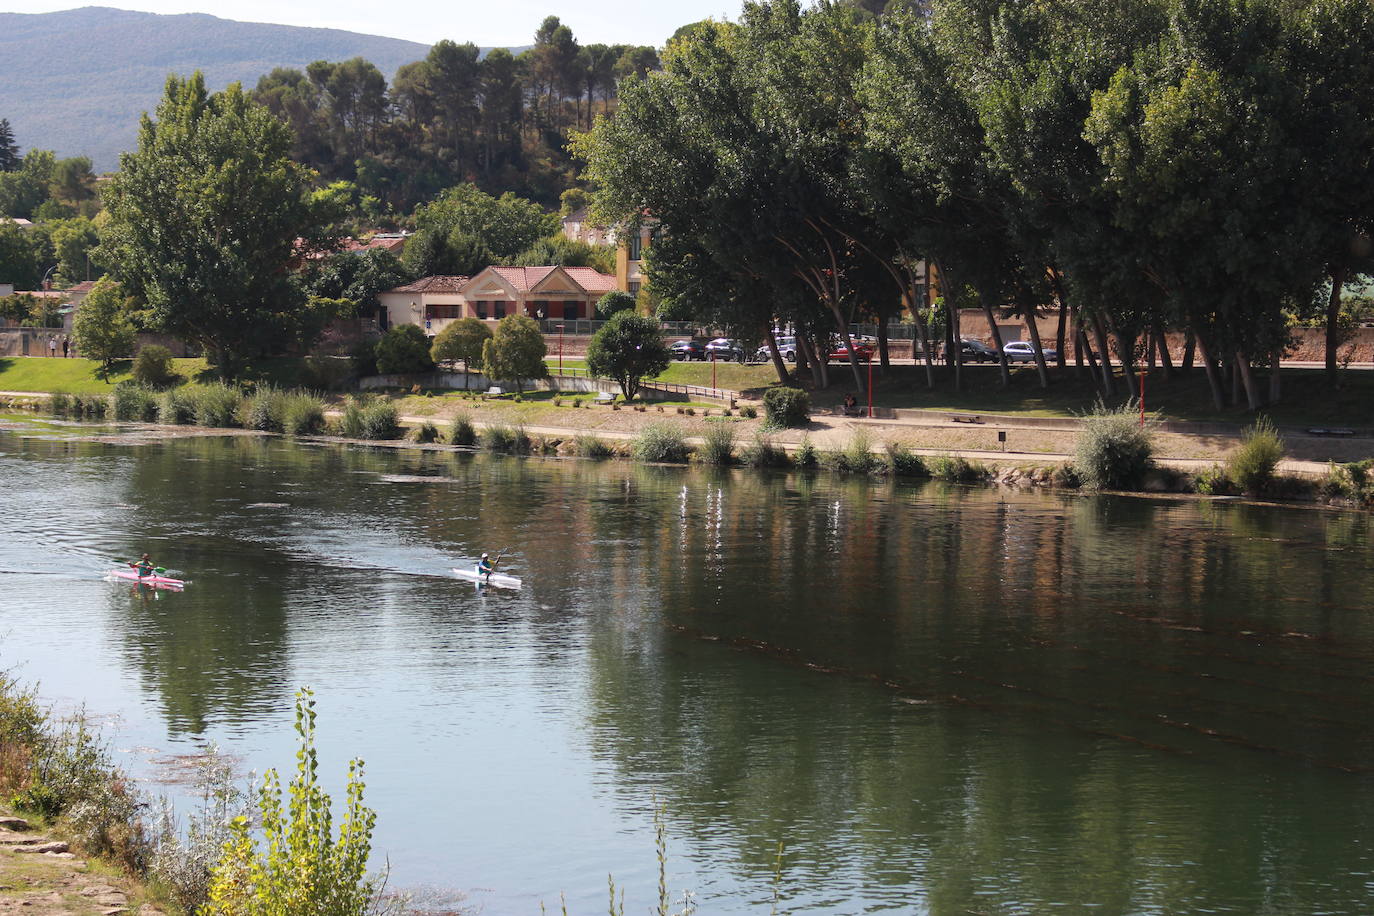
[2,419,1373,914]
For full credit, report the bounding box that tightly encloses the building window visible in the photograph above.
[494,302,507,319]
[563,301,580,319]
[426,304,461,320]
[475,301,488,319]
[628,281,641,297]
[629,233,643,260]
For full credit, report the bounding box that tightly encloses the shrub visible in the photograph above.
[1192,464,1231,495]
[740,405,759,419]
[482,423,530,453]
[699,421,736,466]
[375,324,436,375]
[358,401,400,440]
[929,454,987,482]
[825,429,879,474]
[202,689,383,916]
[299,355,354,391]
[242,387,288,432]
[412,422,440,443]
[132,344,176,389]
[885,442,926,477]
[633,422,691,463]
[148,747,250,914]
[763,387,810,427]
[73,393,109,419]
[113,383,159,421]
[1052,462,1082,488]
[48,392,72,415]
[741,429,790,468]
[1227,416,1284,496]
[795,435,819,468]
[159,387,196,425]
[281,393,325,436]
[340,399,366,438]
[450,413,478,446]
[350,339,379,377]
[575,433,614,459]
[189,383,243,428]
[1073,401,1154,490]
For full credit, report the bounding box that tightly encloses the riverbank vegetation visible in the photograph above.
[0,674,391,916]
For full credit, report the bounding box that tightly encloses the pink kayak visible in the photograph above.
[105,569,186,590]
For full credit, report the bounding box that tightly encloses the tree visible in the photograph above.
[512,235,614,273]
[585,311,671,401]
[48,217,101,287]
[99,73,329,378]
[302,248,411,315]
[401,227,493,278]
[71,277,135,375]
[481,314,547,392]
[411,184,558,262]
[430,317,492,386]
[0,219,40,288]
[0,119,19,172]
[595,290,636,319]
[0,149,54,219]
[374,323,435,374]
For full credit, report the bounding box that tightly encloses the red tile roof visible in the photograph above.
[485,265,617,294]
[385,276,469,294]
[562,267,618,293]
[488,266,557,291]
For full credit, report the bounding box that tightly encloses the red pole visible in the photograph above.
[1139,366,1145,427]
[711,351,716,390]
[867,350,873,418]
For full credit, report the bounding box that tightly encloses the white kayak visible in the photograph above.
[453,567,522,590]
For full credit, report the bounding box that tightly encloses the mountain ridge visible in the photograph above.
[0,6,508,171]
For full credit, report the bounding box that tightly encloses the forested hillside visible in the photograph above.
[0,7,435,171]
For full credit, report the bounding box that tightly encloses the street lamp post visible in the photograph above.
[556,324,565,375]
[867,351,873,418]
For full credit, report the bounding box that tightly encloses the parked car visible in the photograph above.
[1003,340,1059,363]
[755,336,798,362]
[670,339,706,361]
[953,339,998,362]
[828,342,875,362]
[705,338,747,361]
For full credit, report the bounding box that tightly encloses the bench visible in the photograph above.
[594,391,615,403]
[951,414,983,424]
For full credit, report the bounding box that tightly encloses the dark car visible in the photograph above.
[670,339,706,361]
[705,338,747,361]
[954,339,998,363]
[1003,341,1059,363]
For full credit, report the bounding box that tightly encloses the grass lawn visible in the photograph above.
[546,358,781,393]
[0,356,322,395]
[856,363,1374,426]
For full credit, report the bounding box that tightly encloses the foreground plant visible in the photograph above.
[203,688,385,916]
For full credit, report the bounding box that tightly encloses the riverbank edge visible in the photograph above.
[3,390,1370,511]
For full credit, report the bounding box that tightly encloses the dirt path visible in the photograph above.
[0,814,160,916]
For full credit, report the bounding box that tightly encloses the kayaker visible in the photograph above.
[477,552,496,582]
[130,554,156,578]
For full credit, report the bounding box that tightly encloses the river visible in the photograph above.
[2,414,1373,914]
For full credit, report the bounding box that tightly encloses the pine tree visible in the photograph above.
[0,119,20,172]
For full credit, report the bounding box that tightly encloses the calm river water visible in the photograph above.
[3,415,1374,914]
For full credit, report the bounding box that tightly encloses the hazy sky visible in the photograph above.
[3,1,739,47]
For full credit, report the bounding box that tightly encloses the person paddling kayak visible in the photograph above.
[130,554,157,578]
[477,552,497,582]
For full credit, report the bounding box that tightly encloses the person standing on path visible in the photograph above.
[47,335,56,357]
[61,336,69,358]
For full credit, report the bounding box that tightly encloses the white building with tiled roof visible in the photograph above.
[377,266,618,335]
[377,276,469,333]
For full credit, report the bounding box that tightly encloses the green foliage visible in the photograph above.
[412,422,439,443]
[596,290,637,319]
[1073,402,1155,490]
[1052,463,1082,489]
[242,387,290,431]
[374,324,436,375]
[450,413,478,446]
[795,435,818,468]
[763,387,811,428]
[513,235,614,274]
[575,432,614,458]
[481,315,548,392]
[0,221,41,289]
[132,345,176,388]
[302,249,410,311]
[112,383,159,421]
[430,317,492,374]
[824,429,879,474]
[633,422,691,463]
[482,422,531,453]
[698,421,736,466]
[148,747,250,915]
[410,184,558,262]
[72,278,135,374]
[159,387,196,424]
[740,429,790,468]
[585,311,671,400]
[203,688,381,916]
[1192,465,1231,495]
[341,399,400,440]
[928,454,987,483]
[99,73,326,379]
[884,442,926,477]
[1226,416,1284,495]
[281,393,326,435]
[740,405,758,419]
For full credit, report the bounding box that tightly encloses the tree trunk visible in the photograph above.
[1181,330,1196,372]
[980,294,1011,388]
[941,265,961,392]
[1050,269,1069,370]
[1229,356,1241,407]
[1090,312,1114,397]
[1113,323,1137,395]
[1193,326,1225,411]
[877,318,890,371]
[764,327,790,385]
[1269,350,1281,404]
[1152,318,1174,381]
[1326,263,1347,382]
[1020,291,1050,388]
[905,285,936,389]
[1236,350,1261,411]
